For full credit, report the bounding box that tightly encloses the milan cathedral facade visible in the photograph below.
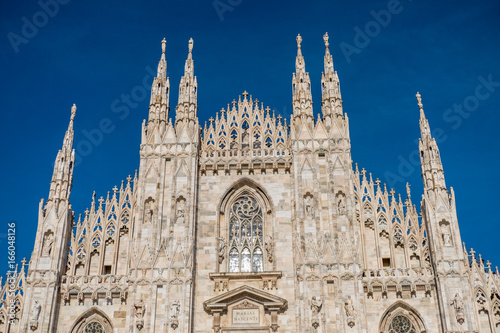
[2,34,499,332]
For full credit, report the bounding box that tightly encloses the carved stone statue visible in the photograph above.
[135,299,145,319]
[169,300,181,330]
[311,296,322,317]
[344,296,356,327]
[441,223,452,246]
[144,200,155,223]
[217,237,226,264]
[265,236,275,263]
[29,300,41,330]
[30,300,41,322]
[305,196,315,218]
[338,197,346,215]
[170,300,180,320]
[42,232,54,256]
[344,296,355,318]
[176,199,185,224]
[451,293,465,324]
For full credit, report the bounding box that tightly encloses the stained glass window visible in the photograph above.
[228,195,264,273]
[84,322,104,333]
[388,315,416,333]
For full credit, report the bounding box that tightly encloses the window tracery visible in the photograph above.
[228,194,264,273]
[388,315,417,333]
[83,322,104,333]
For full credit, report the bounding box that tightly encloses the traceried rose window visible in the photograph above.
[388,315,416,333]
[84,322,104,333]
[228,195,264,273]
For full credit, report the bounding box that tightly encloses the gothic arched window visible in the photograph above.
[84,322,104,333]
[228,195,264,273]
[388,315,417,333]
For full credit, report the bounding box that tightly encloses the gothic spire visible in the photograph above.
[321,32,343,130]
[175,38,198,132]
[147,38,170,132]
[417,92,446,191]
[323,32,334,74]
[292,34,313,130]
[48,104,76,202]
[158,38,167,78]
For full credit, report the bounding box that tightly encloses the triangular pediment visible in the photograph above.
[204,285,287,314]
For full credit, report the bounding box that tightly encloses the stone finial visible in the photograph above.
[406,182,411,200]
[161,38,166,54]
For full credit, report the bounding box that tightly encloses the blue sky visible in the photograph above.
[0,0,499,273]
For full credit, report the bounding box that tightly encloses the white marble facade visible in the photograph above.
[1,34,500,333]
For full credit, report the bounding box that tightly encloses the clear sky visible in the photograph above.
[0,0,499,273]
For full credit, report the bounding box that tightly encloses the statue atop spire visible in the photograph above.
[321,32,343,130]
[175,38,198,133]
[145,38,170,139]
[292,34,313,130]
[71,103,76,121]
[323,32,330,54]
[416,91,424,110]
